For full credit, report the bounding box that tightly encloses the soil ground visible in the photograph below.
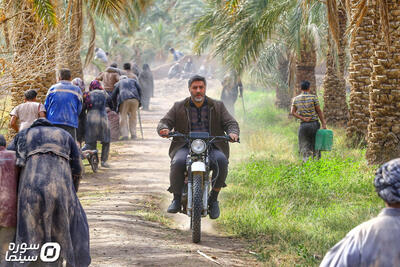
[78,78,259,266]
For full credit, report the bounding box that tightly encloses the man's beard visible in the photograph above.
[193,95,204,102]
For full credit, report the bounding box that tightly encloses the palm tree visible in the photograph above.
[56,0,84,79]
[345,0,374,146]
[322,32,348,126]
[1,0,57,138]
[135,19,175,62]
[247,31,295,110]
[2,0,153,138]
[3,0,58,105]
[362,1,399,164]
[192,0,323,104]
[322,0,348,127]
[334,0,399,164]
[60,0,153,79]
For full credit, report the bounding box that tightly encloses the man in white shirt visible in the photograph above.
[9,89,46,132]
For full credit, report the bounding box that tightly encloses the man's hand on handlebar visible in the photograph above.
[159,128,170,138]
[229,133,239,142]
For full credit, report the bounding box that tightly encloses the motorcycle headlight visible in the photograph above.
[191,139,206,154]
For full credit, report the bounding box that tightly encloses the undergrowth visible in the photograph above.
[219,90,380,266]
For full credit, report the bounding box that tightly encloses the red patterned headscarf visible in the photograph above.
[89,80,103,91]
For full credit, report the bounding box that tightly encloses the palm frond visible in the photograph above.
[86,0,125,22]
[32,0,58,27]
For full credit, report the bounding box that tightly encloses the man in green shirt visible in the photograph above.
[291,80,327,162]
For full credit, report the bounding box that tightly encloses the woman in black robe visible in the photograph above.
[138,64,154,111]
[82,80,112,168]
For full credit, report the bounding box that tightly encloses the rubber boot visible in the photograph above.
[101,142,110,167]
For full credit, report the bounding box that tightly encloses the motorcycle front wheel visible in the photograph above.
[191,172,203,243]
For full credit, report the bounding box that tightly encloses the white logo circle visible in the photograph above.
[40,242,61,262]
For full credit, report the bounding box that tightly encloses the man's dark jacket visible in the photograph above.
[157,96,240,159]
[112,78,142,112]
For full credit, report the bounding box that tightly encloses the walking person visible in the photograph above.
[44,68,83,140]
[220,70,243,117]
[132,63,141,78]
[82,80,112,168]
[320,158,400,267]
[169,47,184,61]
[72,78,86,147]
[7,118,90,267]
[123,62,138,79]
[9,89,46,132]
[138,64,154,111]
[112,76,142,140]
[96,63,120,96]
[291,80,327,162]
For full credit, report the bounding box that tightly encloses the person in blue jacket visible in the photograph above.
[45,68,83,140]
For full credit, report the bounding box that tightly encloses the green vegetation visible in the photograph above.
[219,90,381,265]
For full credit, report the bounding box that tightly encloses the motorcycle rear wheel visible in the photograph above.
[191,172,203,243]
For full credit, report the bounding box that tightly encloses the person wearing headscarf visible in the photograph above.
[82,80,112,168]
[320,158,400,267]
[72,78,86,146]
[138,64,154,111]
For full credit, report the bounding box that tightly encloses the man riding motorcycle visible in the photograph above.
[157,75,240,219]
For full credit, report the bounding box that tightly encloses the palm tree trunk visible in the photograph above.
[5,1,57,137]
[346,0,374,146]
[275,55,292,110]
[323,29,348,126]
[295,35,317,95]
[337,0,347,78]
[57,0,83,79]
[366,0,400,165]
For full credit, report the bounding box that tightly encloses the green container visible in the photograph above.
[315,129,333,151]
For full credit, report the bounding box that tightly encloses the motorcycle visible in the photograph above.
[167,131,238,243]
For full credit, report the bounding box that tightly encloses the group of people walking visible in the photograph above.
[3,62,400,267]
[0,62,154,266]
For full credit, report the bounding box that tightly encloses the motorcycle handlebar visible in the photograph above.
[166,131,240,143]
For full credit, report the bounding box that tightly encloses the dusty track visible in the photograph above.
[78,78,258,266]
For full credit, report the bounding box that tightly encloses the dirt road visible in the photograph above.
[78,79,257,266]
